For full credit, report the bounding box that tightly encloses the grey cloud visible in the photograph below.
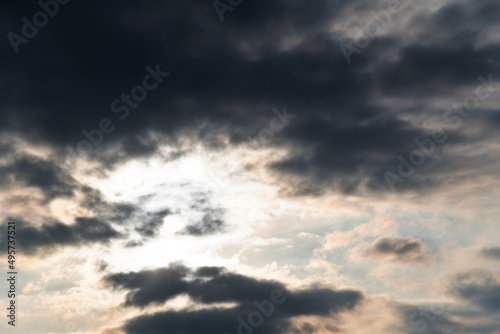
[480,247,500,260]
[359,236,429,263]
[105,264,363,334]
[451,270,500,311]
[105,263,190,307]
[182,191,227,236]
[184,207,226,236]
[106,264,363,310]
[0,217,122,255]
[399,298,500,334]
[0,155,76,201]
[134,209,171,238]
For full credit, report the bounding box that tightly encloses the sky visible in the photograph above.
[0,0,500,333]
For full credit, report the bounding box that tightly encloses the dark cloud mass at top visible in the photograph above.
[0,0,498,198]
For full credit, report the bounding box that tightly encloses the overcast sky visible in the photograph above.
[1,1,500,333]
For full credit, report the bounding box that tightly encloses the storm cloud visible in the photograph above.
[105,263,363,334]
[0,0,498,198]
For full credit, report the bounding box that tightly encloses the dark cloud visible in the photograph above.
[451,270,500,311]
[0,0,498,198]
[399,297,500,334]
[271,117,431,195]
[0,1,498,333]
[105,264,286,307]
[184,207,226,236]
[399,303,467,334]
[79,185,138,223]
[378,45,500,97]
[105,263,190,307]
[409,0,500,49]
[188,270,287,305]
[0,217,122,255]
[194,266,224,277]
[134,209,171,237]
[77,186,174,241]
[0,155,76,201]
[0,0,493,265]
[480,247,500,260]
[358,236,428,263]
[180,191,227,236]
[123,240,144,248]
[104,264,363,334]
[124,307,289,334]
